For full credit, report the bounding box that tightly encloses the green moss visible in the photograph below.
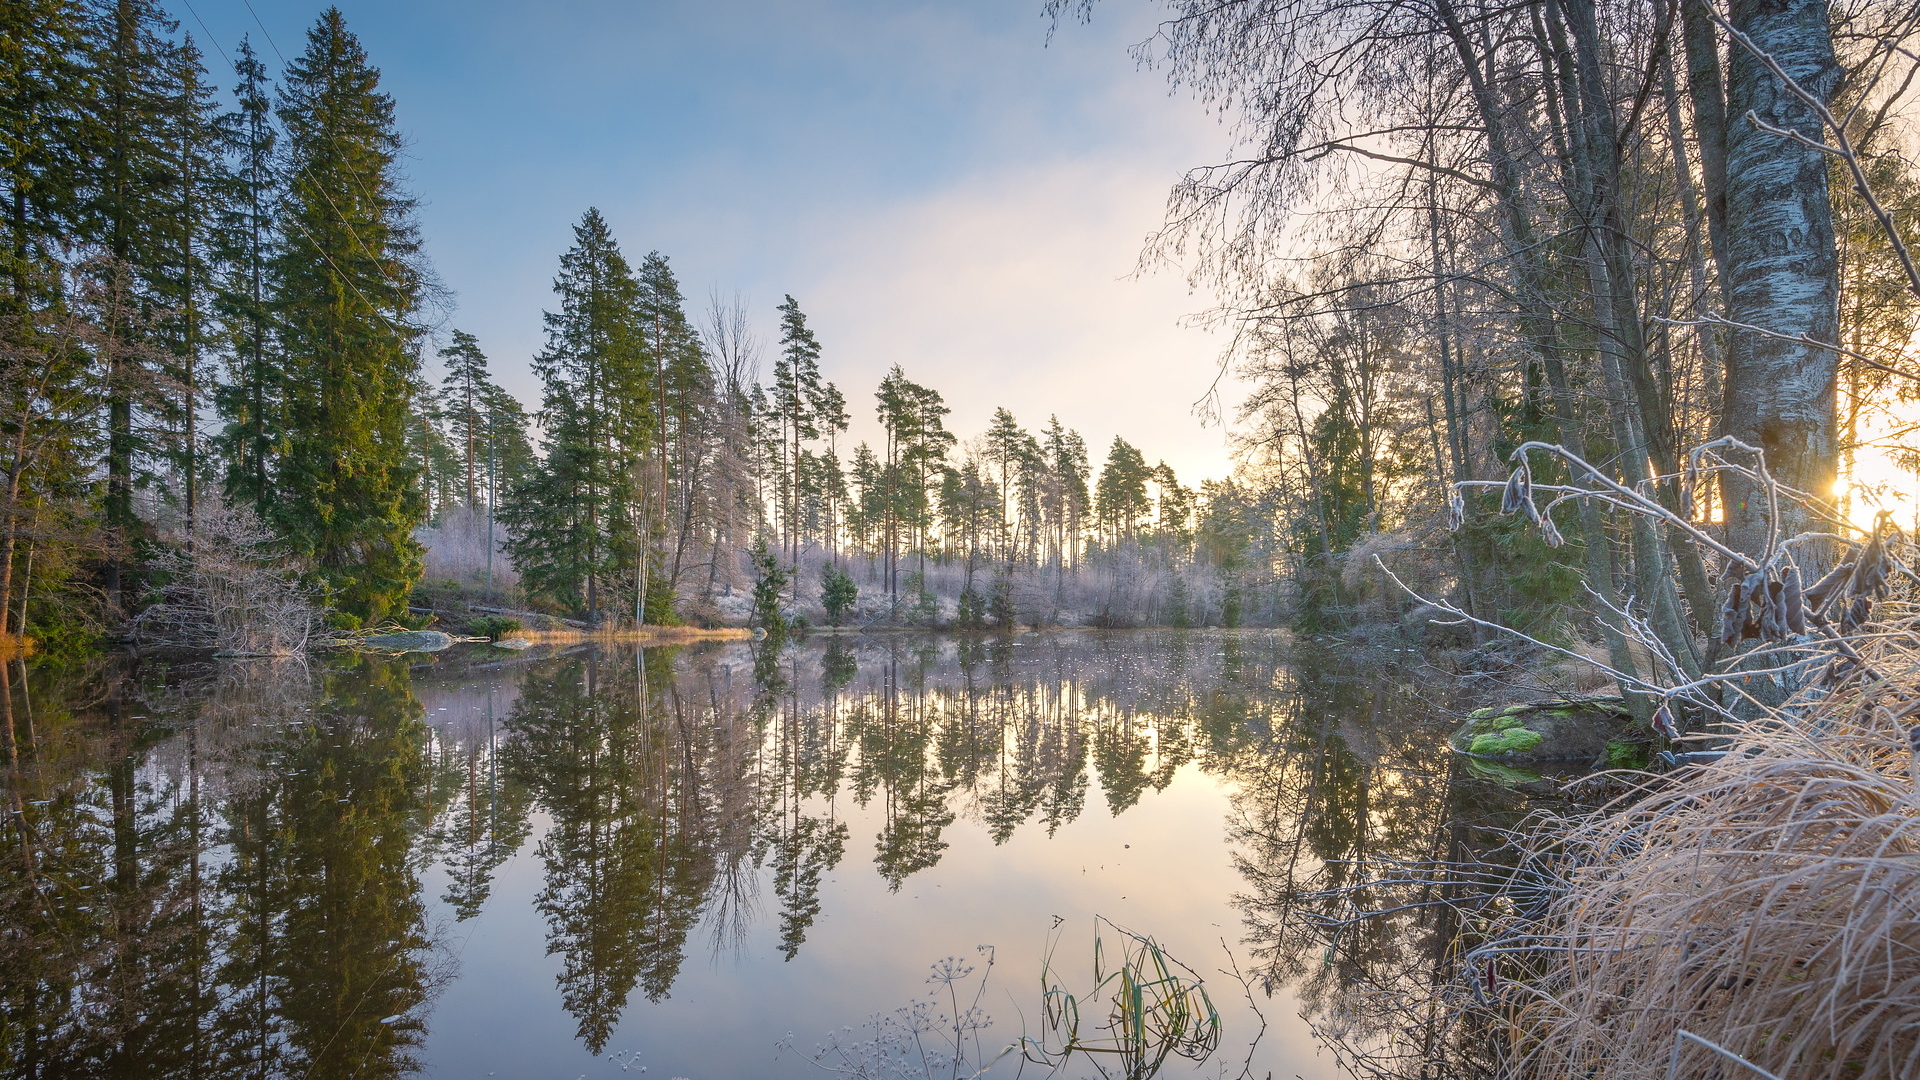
[1604,740,1648,769]
[1470,727,1543,755]
[1466,713,1527,735]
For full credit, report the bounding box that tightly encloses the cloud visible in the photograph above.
[803,152,1242,484]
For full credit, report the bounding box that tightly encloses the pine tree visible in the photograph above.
[1043,416,1087,570]
[1095,437,1150,542]
[771,295,821,559]
[269,8,428,623]
[984,407,1024,559]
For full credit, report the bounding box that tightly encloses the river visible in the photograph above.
[0,631,1527,1079]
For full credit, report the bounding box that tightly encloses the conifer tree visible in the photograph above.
[1043,416,1088,569]
[0,0,93,314]
[87,0,179,596]
[873,365,951,603]
[635,251,704,619]
[480,382,534,495]
[151,33,223,533]
[269,8,427,623]
[847,442,881,551]
[501,208,649,620]
[771,295,821,558]
[211,36,279,514]
[985,407,1024,559]
[438,329,492,507]
[1095,437,1150,542]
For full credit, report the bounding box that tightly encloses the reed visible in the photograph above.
[1024,917,1221,1080]
[1326,436,1920,1079]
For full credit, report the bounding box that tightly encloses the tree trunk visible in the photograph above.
[1718,0,1842,558]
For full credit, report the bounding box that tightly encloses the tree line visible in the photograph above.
[0,1,1275,648]
[481,204,1254,627]
[2,1,442,639]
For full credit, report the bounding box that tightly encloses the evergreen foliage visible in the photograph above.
[267,9,426,624]
[500,208,649,621]
[750,537,788,639]
[820,562,857,625]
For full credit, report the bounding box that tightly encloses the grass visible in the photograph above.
[1474,636,1920,1080]
[496,625,751,646]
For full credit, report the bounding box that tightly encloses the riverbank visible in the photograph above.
[1321,627,1920,1080]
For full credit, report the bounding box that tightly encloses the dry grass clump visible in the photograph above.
[500,625,752,646]
[1505,651,1920,1080]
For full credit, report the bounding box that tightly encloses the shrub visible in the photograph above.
[138,507,330,655]
[467,615,522,640]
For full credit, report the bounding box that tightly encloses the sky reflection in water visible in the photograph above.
[1,631,1497,1079]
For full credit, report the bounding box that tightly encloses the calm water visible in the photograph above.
[0,631,1520,1079]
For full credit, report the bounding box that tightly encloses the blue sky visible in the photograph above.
[174,0,1240,482]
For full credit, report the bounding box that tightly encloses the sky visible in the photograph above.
[172,0,1247,485]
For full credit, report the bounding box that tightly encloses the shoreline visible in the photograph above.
[497,625,753,646]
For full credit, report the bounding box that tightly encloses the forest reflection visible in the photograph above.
[1,633,1515,1077]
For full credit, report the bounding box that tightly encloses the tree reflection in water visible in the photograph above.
[0,655,441,1079]
[0,632,1519,1077]
[1222,641,1530,1077]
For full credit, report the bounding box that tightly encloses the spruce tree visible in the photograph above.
[211,36,279,514]
[480,382,533,495]
[0,0,93,314]
[500,208,649,620]
[86,0,179,595]
[635,251,703,620]
[150,33,223,533]
[269,8,427,623]
[438,329,492,507]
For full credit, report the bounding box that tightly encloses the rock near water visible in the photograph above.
[359,630,458,653]
[1450,698,1647,773]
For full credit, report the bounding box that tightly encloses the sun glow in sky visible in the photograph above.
[176,0,1244,484]
[1843,387,1920,536]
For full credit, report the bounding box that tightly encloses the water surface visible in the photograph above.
[0,631,1516,1078]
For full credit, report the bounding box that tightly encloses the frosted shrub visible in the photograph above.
[138,506,327,656]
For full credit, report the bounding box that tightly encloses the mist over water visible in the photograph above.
[1,632,1525,1078]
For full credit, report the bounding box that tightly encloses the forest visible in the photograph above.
[5,0,1920,1076]
[6,0,1919,656]
[0,1,1289,653]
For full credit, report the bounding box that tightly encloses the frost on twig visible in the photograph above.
[780,947,1009,1080]
[137,505,331,657]
[1424,438,1909,724]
